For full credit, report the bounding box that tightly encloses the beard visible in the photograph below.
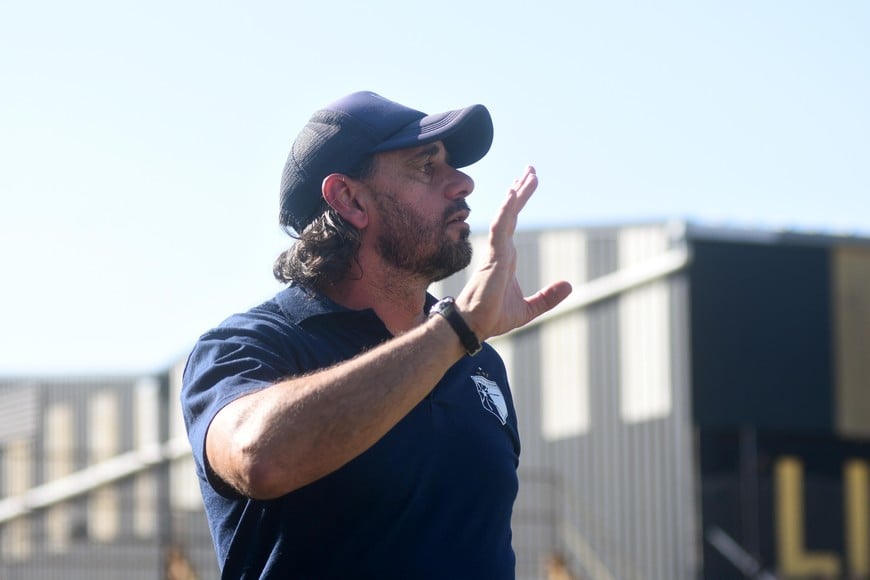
[374,192,473,283]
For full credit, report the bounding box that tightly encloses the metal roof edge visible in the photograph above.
[683,221,870,248]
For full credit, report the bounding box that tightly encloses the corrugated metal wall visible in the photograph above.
[0,375,216,580]
[432,223,699,580]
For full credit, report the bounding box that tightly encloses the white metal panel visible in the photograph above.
[88,390,119,541]
[134,378,159,537]
[539,230,589,440]
[618,227,673,423]
[540,313,589,440]
[170,361,202,510]
[2,439,33,559]
[45,403,74,551]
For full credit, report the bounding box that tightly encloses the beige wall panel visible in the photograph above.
[833,245,870,437]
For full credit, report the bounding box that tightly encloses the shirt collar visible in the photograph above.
[276,284,439,325]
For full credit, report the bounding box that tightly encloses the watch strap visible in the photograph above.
[429,297,482,356]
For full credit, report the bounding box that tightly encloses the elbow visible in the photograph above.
[207,394,336,499]
[222,429,305,500]
[233,448,290,500]
[207,412,300,500]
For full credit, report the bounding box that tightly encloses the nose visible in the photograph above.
[445,167,474,200]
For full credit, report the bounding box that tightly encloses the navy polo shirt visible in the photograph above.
[181,285,521,579]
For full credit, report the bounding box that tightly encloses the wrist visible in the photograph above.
[428,297,482,356]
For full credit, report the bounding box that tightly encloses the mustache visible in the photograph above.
[442,200,471,222]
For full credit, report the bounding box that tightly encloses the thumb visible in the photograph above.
[525,281,573,320]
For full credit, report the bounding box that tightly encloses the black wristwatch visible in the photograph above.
[429,296,482,356]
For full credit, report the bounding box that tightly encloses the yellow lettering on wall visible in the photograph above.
[845,459,869,576]
[775,456,841,577]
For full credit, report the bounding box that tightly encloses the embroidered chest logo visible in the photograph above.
[471,370,508,425]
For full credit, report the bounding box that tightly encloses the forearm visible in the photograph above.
[207,312,465,499]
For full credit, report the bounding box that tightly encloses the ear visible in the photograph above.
[322,173,369,229]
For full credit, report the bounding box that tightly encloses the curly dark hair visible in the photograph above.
[272,156,375,290]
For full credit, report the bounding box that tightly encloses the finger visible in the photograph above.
[524,280,573,319]
[491,166,538,239]
[512,166,538,212]
[511,166,533,193]
[490,189,520,240]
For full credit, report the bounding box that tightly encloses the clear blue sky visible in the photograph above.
[1,0,868,374]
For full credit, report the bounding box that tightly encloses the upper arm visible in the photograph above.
[181,323,296,498]
[203,390,260,497]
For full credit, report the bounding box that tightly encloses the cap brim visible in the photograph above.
[371,104,493,168]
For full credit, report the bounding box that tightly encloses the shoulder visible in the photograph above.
[181,285,382,406]
[197,285,333,346]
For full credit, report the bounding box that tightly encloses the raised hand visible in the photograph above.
[457,166,573,341]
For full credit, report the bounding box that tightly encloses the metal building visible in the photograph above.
[2,221,869,579]
[0,371,217,579]
[432,221,870,580]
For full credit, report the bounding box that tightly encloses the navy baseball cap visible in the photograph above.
[279,91,494,232]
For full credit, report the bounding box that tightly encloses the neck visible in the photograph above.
[320,262,430,336]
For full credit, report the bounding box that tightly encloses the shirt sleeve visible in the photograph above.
[179,311,303,493]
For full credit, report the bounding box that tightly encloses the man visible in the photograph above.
[181,91,572,578]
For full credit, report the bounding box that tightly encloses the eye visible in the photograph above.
[421,160,434,175]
